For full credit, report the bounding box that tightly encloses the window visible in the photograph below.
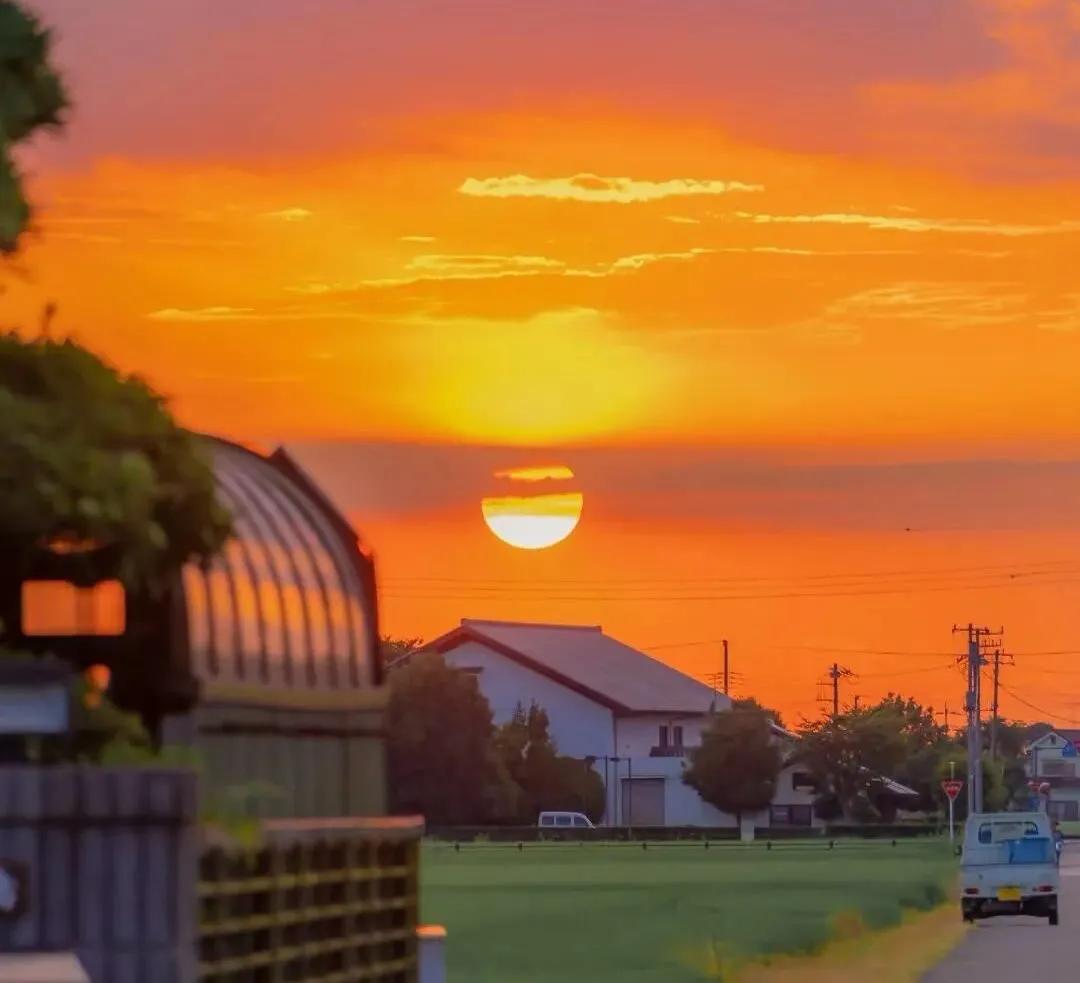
[673,726,684,748]
[658,725,669,748]
[1042,760,1075,777]
[21,580,126,636]
[573,815,590,828]
[770,805,813,827]
[540,815,554,826]
[555,815,572,827]
[978,820,1040,844]
[792,771,818,792]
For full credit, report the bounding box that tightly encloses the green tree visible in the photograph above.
[494,702,604,823]
[797,707,909,822]
[683,708,782,824]
[0,0,67,251]
[732,696,785,730]
[0,336,231,587]
[380,636,423,670]
[867,694,949,813]
[386,652,508,824]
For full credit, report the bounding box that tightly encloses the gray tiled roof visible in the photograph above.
[437,619,729,715]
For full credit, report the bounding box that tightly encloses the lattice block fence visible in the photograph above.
[198,818,422,983]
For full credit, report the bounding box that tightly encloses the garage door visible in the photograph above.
[621,778,665,826]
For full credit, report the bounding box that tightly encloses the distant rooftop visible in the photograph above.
[430,618,729,716]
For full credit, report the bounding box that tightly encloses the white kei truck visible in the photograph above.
[960,812,1060,925]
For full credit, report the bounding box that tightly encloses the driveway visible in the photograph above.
[923,846,1077,982]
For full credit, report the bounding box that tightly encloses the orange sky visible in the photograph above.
[8,0,1080,725]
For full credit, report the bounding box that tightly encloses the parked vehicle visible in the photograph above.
[960,812,1060,925]
[538,811,594,829]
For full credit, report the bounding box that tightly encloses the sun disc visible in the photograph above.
[481,469,583,550]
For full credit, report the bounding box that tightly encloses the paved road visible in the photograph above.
[924,847,1078,982]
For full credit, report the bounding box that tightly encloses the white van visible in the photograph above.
[960,811,1060,924]
[537,811,594,829]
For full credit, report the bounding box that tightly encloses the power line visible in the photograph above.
[381,573,1080,604]
[998,683,1080,727]
[381,558,1078,587]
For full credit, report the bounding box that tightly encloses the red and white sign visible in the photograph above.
[941,779,964,801]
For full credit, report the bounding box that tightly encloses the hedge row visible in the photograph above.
[425,822,940,842]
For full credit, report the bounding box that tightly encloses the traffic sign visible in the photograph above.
[1063,741,1077,758]
[941,779,963,801]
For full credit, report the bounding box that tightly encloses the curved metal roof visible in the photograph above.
[181,438,378,699]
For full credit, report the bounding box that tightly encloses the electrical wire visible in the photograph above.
[998,684,1080,727]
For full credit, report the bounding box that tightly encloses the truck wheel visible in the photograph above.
[1049,910,1059,926]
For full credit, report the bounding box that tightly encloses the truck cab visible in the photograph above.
[960,812,1060,924]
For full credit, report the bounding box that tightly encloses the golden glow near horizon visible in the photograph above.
[482,468,584,550]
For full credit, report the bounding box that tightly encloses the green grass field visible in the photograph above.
[421,841,956,983]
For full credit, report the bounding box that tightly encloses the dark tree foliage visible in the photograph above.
[380,636,424,670]
[798,706,909,822]
[0,0,67,251]
[732,696,785,730]
[0,335,231,586]
[683,708,782,822]
[494,702,605,823]
[386,653,506,824]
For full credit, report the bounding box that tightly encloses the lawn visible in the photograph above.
[421,840,956,983]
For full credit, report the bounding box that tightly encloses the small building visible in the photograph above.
[430,618,822,830]
[1026,729,1080,820]
[3,435,387,819]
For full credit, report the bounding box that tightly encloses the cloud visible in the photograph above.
[459,173,763,203]
[740,211,1080,236]
[409,254,565,273]
[148,306,260,322]
[262,207,313,221]
[400,234,437,243]
[666,215,702,224]
[351,248,714,288]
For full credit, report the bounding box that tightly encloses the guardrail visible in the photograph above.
[198,816,424,982]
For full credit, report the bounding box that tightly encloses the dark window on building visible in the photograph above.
[673,726,684,748]
[658,725,669,748]
[771,804,813,827]
[792,771,818,792]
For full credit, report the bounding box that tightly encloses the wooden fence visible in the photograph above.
[198,817,423,982]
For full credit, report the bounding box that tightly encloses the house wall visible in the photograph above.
[441,640,616,759]
[1027,732,1080,820]
[439,640,823,829]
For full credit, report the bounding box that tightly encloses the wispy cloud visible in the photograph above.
[666,215,702,224]
[148,306,260,322]
[459,173,763,203]
[738,211,1080,236]
[400,234,437,243]
[262,207,313,222]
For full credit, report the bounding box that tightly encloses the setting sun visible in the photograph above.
[481,467,583,549]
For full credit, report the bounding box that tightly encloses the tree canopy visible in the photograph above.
[0,0,67,251]
[386,652,507,824]
[683,707,782,821]
[494,702,605,823]
[0,336,231,586]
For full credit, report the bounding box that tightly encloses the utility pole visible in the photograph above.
[989,649,1014,761]
[828,663,854,718]
[952,624,1002,816]
[937,700,951,734]
[722,639,730,696]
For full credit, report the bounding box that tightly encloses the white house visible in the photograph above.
[1026,729,1080,821]
[429,619,822,831]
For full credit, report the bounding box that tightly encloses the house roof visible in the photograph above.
[1031,729,1080,748]
[429,619,729,716]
